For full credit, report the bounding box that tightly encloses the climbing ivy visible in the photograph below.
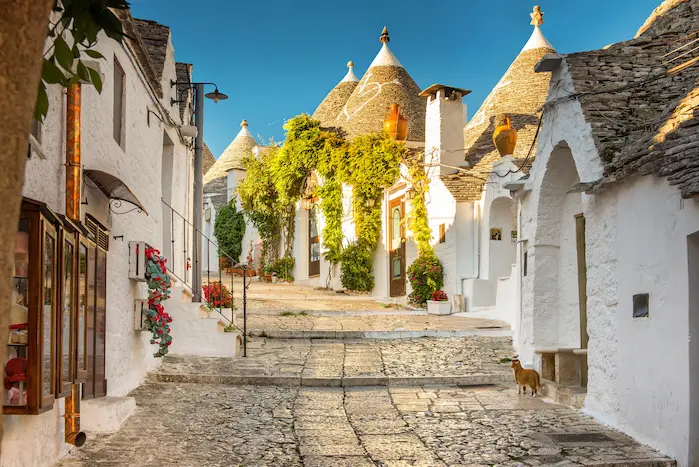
[405,158,432,255]
[238,115,406,291]
[237,144,281,265]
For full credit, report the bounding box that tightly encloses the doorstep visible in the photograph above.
[540,378,587,409]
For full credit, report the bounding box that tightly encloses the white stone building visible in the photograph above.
[511,0,699,464]
[231,12,555,311]
[2,10,210,466]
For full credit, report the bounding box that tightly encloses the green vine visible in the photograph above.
[405,159,432,255]
[238,144,281,265]
[238,116,405,291]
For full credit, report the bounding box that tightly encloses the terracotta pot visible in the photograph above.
[384,104,408,141]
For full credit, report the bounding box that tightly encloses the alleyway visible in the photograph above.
[58,331,673,466]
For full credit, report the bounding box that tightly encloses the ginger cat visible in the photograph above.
[511,358,541,397]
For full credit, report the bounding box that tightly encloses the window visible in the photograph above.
[5,199,107,415]
[113,57,125,147]
[439,224,446,244]
[28,120,42,159]
[82,215,108,399]
[30,119,42,144]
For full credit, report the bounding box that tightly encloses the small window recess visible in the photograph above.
[28,120,46,160]
[633,293,649,318]
[439,224,446,244]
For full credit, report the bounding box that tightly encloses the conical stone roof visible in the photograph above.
[335,27,425,141]
[203,120,258,185]
[442,7,556,202]
[313,61,359,127]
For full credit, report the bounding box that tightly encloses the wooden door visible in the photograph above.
[575,213,588,388]
[389,197,406,297]
[308,202,320,277]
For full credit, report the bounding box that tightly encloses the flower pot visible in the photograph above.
[427,300,451,315]
[271,276,278,284]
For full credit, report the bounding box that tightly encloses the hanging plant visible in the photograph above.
[144,246,173,357]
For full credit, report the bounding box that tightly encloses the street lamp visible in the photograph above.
[171,80,228,302]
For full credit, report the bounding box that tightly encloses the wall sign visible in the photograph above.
[490,227,502,241]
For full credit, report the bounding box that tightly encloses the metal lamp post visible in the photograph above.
[171,80,228,301]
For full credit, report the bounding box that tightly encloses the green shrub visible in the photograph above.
[214,201,246,263]
[407,253,444,306]
[262,256,295,282]
[340,241,374,292]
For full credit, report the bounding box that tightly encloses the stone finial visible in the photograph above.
[347,60,354,70]
[241,120,248,128]
[380,26,390,44]
[530,5,544,27]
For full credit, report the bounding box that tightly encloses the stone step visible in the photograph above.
[147,372,512,388]
[540,378,587,408]
[246,329,512,339]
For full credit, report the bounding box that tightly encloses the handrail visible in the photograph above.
[161,198,242,267]
[165,262,243,334]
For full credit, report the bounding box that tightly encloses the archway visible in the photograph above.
[532,142,585,353]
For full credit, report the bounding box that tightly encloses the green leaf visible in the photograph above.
[34,82,49,122]
[54,36,73,71]
[84,49,104,59]
[72,44,80,58]
[76,61,90,82]
[88,67,102,93]
[41,58,66,85]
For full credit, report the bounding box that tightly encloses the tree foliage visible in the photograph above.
[36,0,130,121]
[238,144,281,264]
[213,200,246,263]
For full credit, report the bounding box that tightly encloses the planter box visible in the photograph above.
[427,300,451,315]
[134,299,148,331]
[228,268,255,277]
[128,241,149,281]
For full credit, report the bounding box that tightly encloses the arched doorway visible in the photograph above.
[303,173,320,278]
[532,142,587,386]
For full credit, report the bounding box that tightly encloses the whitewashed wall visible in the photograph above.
[5,29,192,467]
[520,60,699,465]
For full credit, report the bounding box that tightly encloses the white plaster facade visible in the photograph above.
[517,58,699,465]
[2,20,196,467]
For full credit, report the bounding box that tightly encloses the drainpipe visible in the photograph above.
[64,82,86,447]
[65,83,81,221]
[457,202,481,309]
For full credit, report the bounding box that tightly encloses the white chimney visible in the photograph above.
[420,84,469,177]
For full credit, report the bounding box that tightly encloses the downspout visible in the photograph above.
[64,82,86,447]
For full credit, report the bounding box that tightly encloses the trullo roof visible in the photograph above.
[203,120,258,185]
[334,27,425,141]
[442,6,556,201]
[313,61,359,128]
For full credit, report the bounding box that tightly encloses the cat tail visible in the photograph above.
[535,372,541,389]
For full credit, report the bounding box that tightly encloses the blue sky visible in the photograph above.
[130,0,661,157]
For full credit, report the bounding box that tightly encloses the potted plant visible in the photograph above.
[427,290,451,315]
[271,272,278,284]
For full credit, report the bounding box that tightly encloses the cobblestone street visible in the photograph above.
[59,382,672,467]
[57,333,674,466]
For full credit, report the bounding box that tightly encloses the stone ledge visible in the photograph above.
[80,396,136,433]
[250,329,511,339]
[148,372,511,388]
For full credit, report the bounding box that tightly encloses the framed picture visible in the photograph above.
[490,227,502,241]
[511,230,518,243]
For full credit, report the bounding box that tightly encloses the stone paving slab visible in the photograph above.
[156,336,514,386]
[58,384,674,467]
[240,313,509,338]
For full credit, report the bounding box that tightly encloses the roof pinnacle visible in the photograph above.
[380,26,390,44]
[530,5,544,27]
[347,60,354,70]
[241,119,248,128]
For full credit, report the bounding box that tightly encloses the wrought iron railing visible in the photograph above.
[161,198,250,356]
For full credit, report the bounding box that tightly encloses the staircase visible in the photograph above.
[165,276,241,358]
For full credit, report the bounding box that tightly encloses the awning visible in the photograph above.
[83,169,148,215]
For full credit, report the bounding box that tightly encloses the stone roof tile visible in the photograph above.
[563,0,699,198]
[132,18,170,84]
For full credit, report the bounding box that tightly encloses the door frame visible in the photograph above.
[308,198,320,278]
[575,213,588,388]
[388,196,406,297]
